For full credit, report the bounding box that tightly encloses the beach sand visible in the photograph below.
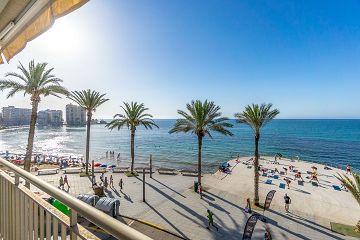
[203,156,360,227]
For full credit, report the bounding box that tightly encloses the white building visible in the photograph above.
[1,106,31,126]
[37,109,63,126]
[66,104,86,125]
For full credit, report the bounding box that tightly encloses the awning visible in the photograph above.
[0,0,88,64]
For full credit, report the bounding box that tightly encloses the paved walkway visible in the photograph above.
[34,171,356,240]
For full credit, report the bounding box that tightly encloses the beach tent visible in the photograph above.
[0,0,88,64]
[95,197,120,217]
[76,194,100,207]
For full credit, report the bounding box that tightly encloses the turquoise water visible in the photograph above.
[0,119,359,172]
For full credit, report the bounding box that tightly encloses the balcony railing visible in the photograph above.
[0,157,152,240]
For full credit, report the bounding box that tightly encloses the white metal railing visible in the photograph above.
[0,157,152,240]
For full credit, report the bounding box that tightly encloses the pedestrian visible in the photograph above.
[117,153,120,160]
[92,175,96,186]
[197,183,203,199]
[284,193,291,214]
[264,224,272,240]
[100,172,104,183]
[206,210,218,231]
[110,175,114,188]
[106,151,108,158]
[64,175,70,189]
[346,164,351,174]
[104,177,108,189]
[284,178,291,189]
[59,176,64,190]
[119,178,124,191]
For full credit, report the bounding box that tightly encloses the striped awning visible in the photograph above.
[0,0,88,64]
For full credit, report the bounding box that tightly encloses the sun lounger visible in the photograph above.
[298,180,304,186]
[112,166,129,173]
[247,165,252,169]
[273,175,279,179]
[37,168,59,175]
[262,173,268,177]
[63,167,83,174]
[311,181,319,187]
[179,169,198,176]
[279,183,286,189]
[280,171,285,175]
[332,185,341,191]
[157,168,177,175]
[265,179,272,185]
[134,167,154,174]
[93,167,107,173]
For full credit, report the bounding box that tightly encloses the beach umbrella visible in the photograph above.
[275,153,282,157]
[311,166,318,170]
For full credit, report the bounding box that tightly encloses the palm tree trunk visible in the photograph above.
[24,98,39,173]
[254,132,260,206]
[85,112,92,174]
[130,129,135,173]
[197,135,203,185]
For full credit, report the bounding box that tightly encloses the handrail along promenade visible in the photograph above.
[0,157,152,240]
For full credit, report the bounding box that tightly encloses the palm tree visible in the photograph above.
[0,60,68,172]
[106,102,158,174]
[336,172,360,232]
[235,103,279,205]
[68,90,109,174]
[169,100,233,185]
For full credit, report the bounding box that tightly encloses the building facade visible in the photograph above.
[1,106,32,126]
[37,110,63,126]
[66,104,86,125]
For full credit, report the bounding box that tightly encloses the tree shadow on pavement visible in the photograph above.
[152,178,186,198]
[145,202,189,239]
[268,209,344,240]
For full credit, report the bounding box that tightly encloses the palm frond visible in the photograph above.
[235,103,279,133]
[107,102,158,131]
[68,89,109,112]
[0,60,68,100]
[169,100,233,138]
[336,173,360,206]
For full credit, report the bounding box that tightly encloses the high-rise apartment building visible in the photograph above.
[66,104,86,125]
[1,106,31,126]
[37,110,63,126]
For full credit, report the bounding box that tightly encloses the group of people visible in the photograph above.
[93,172,124,192]
[59,175,70,190]
[105,151,121,160]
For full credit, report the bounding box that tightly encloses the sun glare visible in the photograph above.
[39,18,84,55]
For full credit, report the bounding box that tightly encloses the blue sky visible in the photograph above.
[1,0,360,119]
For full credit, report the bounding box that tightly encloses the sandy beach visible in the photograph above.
[204,156,360,227]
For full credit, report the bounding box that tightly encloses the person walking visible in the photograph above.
[59,176,64,190]
[110,175,114,188]
[197,183,203,199]
[264,224,272,240]
[100,172,104,183]
[104,177,108,189]
[284,193,291,214]
[284,178,291,189]
[64,175,70,189]
[206,210,218,231]
[106,151,108,158]
[119,178,124,191]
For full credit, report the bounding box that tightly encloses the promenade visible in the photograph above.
[32,157,359,239]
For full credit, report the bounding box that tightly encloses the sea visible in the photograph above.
[0,119,359,172]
